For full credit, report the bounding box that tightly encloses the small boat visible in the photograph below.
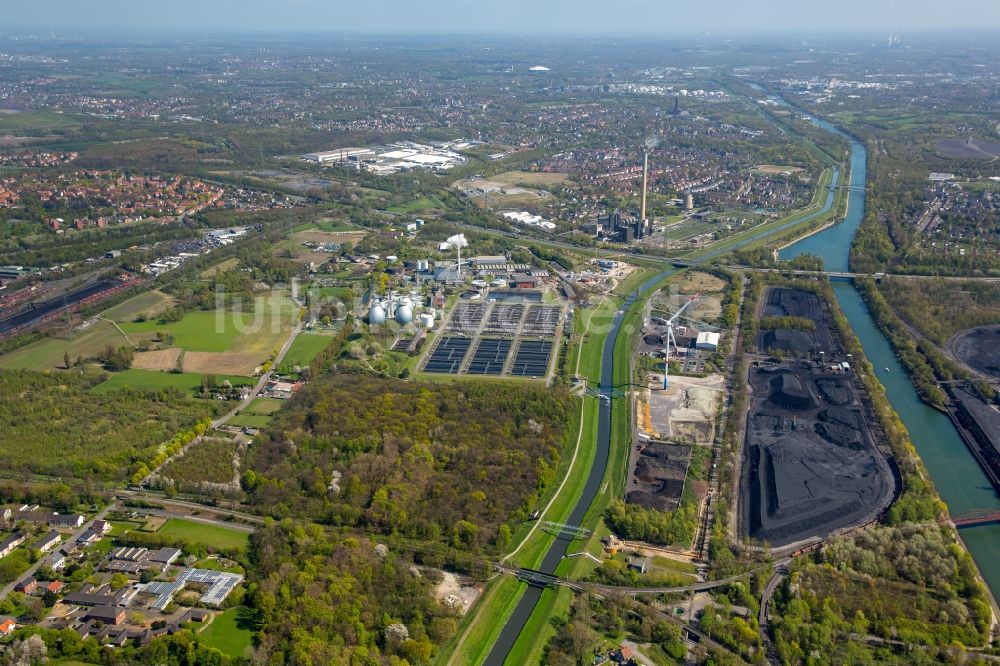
[884,367,890,373]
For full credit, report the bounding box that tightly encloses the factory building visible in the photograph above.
[696,331,720,351]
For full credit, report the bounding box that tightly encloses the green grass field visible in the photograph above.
[0,110,81,132]
[120,301,295,354]
[388,195,443,213]
[0,320,132,371]
[100,290,175,323]
[199,607,254,658]
[91,369,253,393]
[280,333,332,367]
[157,518,249,552]
[229,397,284,428]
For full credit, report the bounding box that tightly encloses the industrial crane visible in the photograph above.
[662,294,699,390]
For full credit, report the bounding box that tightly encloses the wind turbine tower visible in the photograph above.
[663,294,699,390]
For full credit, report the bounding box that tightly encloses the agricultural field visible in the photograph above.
[279,332,332,368]
[131,348,183,371]
[228,398,283,429]
[199,607,254,658]
[157,518,250,552]
[0,319,133,370]
[99,290,175,323]
[91,368,253,393]
[158,436,239,490]
[181,351,262,376]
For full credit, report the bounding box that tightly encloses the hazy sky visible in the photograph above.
[7,0,1000,35]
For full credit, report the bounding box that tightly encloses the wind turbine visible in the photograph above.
[663,294,699,390]
[446,233,469,277]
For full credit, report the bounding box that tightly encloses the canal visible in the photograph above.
[484,269,674,666]
[780,112,1000,598]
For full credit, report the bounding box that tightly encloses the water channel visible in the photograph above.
[780,111,1000,598]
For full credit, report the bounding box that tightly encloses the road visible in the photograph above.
[0,503,116,601]
[116,490,265,525]
[758,566,788,665]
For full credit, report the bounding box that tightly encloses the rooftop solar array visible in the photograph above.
[467,339,512,375]
[510,340,553,377]
[141,567,243,610]
[522,306,561,337]
[424,337,472,373]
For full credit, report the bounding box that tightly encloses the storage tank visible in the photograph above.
[395,305,414,324]
[368,304,387,324]
[419,312,435,329]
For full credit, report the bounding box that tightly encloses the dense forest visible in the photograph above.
[245,375,574,552]
[0,369,220,479]
[773,523,992,664]
[246,520,459,665]
[876,277,1000,346]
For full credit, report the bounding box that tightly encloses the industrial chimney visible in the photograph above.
[640,151,648,224]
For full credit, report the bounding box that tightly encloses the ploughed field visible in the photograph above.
[740,288,895,547]
[951,325,1000,379]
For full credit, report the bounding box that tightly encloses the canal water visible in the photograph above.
[781,113,1000,597]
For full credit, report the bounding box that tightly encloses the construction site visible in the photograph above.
[739,287,896,548]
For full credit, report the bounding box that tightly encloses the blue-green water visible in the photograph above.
[781,108,1000,598]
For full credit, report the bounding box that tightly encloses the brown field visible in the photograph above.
[182,351,261,376]
[142,515,166,532]
[132,348,183,371]
[691,294,723,321]
[492,171,569,187]
[676,270,726,294]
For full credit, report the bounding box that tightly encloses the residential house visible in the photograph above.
[0,532,26,558]
[14,578,37,594]
[32,530,61,554]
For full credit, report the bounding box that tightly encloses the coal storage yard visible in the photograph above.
[740,288,895,547]
[951,325,1000,379]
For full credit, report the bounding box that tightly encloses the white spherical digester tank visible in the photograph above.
[395,304,414,324]
[368,304,387,324]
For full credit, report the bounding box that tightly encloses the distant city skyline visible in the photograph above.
[6,0,1000,36]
